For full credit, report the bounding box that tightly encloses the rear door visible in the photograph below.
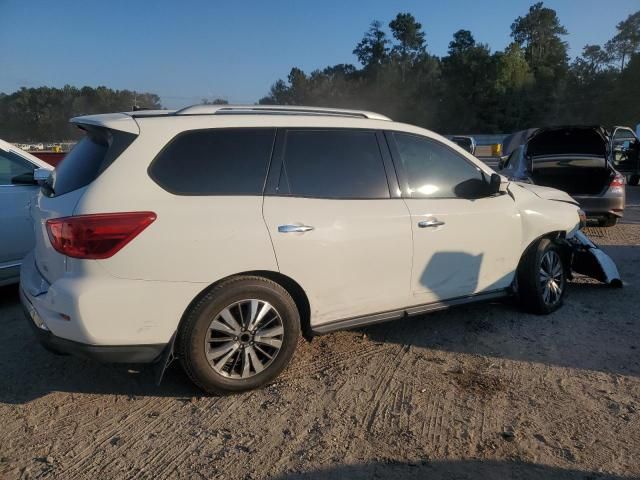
[262,129,412,327]
[386,131,521,304]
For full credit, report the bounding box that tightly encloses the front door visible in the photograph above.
[0,149,39,281]
[387,131,521,305]
[262,129,412,327]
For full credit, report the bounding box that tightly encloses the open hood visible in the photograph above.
[513,182,579,205]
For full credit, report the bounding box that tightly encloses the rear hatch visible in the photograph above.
[527,127,611,196]
[33,123,137,283]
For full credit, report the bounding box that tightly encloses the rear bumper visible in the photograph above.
[18,251,201,363]
[572,194,625,219]
[20,287,165,363]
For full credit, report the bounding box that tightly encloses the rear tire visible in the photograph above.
[178,276,300,394]
[598,217,618,227]
[517,238,567,315]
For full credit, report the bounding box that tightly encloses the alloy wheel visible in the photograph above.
[539,250,564,306]
[204,299,284,379]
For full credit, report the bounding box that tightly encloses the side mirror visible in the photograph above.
[33,168,51,184]
[489,173,508,195]
[497,155,509,170]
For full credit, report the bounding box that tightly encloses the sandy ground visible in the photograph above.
[1,189,639,480]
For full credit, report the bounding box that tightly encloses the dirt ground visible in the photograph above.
[1,189,639,480]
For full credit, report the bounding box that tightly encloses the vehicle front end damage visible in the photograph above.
[568,230,622,287]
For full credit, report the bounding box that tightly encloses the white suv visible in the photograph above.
[21,105,583,394]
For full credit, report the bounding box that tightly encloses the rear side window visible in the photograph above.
[280,129,389,199]
[149,128,276,195]
[393,132,484,198]
[48,128,135,197]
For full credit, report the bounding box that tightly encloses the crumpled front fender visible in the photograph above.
[568,231,623,287]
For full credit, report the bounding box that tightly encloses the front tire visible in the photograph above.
[517,238,567,314]
[178,276,300,394]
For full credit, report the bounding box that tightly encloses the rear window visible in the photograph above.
[47,128,135,197]
[149,128,276,195]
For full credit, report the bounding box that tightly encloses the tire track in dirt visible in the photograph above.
[63,396,179,478]
[146,395,250,479]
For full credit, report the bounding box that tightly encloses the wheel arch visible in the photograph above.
[176,270,313,344]
[516,230,571,278]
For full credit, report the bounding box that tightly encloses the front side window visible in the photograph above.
[280,129,389,199]
[393,133,485,199]
[0,150,34,185]
[149,128,276,195]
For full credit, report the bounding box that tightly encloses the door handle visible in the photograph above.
[278,224,314,233]
[418,219,445,228]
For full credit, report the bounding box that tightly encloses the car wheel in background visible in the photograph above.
[178,276,300,394]
[517,238,566,315]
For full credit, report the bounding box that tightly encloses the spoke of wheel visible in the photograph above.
[539,271,549,284]
[543,285,551,303]
[220,308,242,333]
[242,348,251,378]
[214,343,239,370]
[256,325,284,339]
[254,324,283,349]
[254,344,273,360]
[209,319,237,335]
[247,302,272,331]
[248,300,259,329]
[206,341,236,360]
[246,346,264,374]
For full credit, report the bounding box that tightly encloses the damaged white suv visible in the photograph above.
[20,105,620,394]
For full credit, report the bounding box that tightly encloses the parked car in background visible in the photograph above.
[499,126,626,227]
[0,139,51,285]
[22,105,602,394]
[449,135,476,155]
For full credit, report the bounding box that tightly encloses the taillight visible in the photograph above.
[610,173,625,188]
[46,212,156,259]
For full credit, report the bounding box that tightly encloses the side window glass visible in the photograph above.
[149,129,275,195]
[393,133,485,199]
[281,130,389,199]
[0,151,34,185]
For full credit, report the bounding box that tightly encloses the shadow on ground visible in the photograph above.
[273,459,628,480]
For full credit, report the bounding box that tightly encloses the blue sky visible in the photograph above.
[1,0,638,108]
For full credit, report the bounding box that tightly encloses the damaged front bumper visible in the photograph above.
[568,230,622,287]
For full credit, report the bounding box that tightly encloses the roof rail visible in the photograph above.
[172,104,392,121]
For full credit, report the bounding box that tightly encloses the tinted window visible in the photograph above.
[49,128,135,197]
[281,130,389,198]
[150,129,275,195]
[0,150,34,185]
[393,133,484,199]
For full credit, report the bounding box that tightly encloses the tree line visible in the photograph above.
[260,3,640,134]
[0,86,161,142]
[0,2,638,141]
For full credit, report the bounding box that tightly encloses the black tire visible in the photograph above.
[629,174,639,186]
[178,276,300,394]
[598,217,618,227]
[517,238,567,315]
